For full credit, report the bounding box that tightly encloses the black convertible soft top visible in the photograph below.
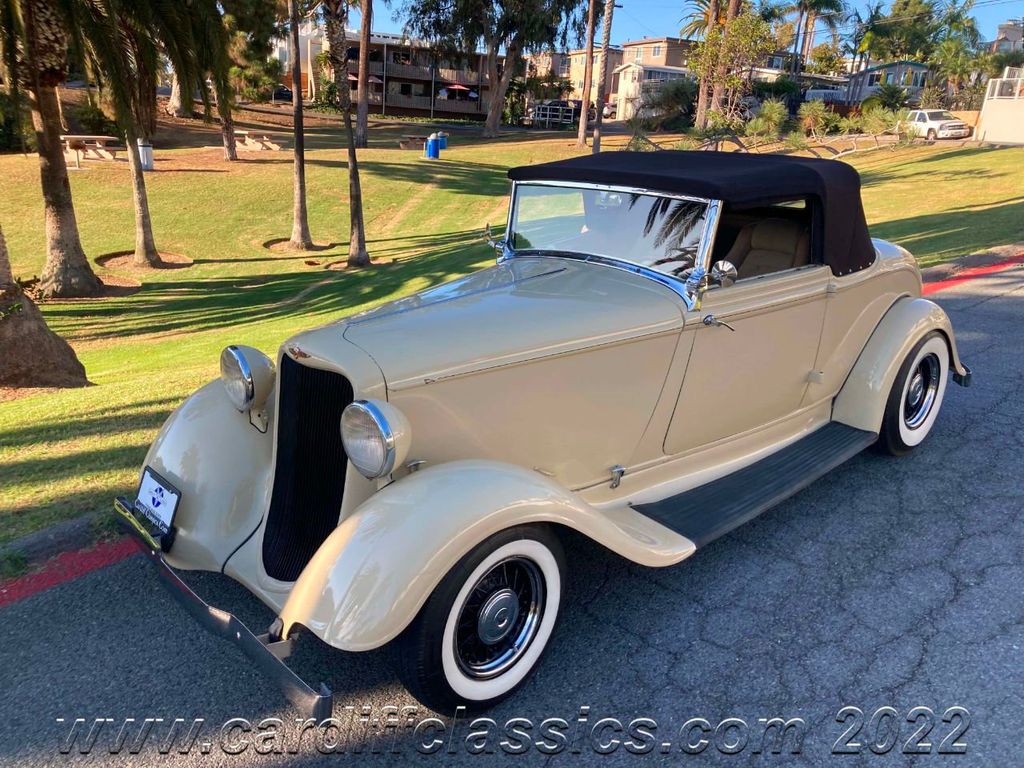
[507,151,876,276]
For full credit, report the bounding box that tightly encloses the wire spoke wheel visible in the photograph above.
[454,556,545,680]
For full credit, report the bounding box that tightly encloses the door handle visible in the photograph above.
[702,314,736,331]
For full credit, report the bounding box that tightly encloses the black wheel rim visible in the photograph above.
[904,353,940,430]
[454,556,545,680]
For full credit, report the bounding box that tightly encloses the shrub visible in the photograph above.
[73,101,118,135]
[783,131,808,151]
[0,91,34,152]
[797,100,828,138]
[753,77,799,101]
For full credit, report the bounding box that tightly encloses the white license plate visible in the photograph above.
[134,468,180,535]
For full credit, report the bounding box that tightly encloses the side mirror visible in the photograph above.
[484,223,507,260]
[711,260,738,288]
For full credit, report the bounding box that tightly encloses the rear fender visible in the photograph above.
[832,297,966,433]
[278,460,694,651]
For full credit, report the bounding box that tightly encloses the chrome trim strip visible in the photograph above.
[502,180,723,311]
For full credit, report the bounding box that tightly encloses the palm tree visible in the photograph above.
[590,0,615,153]
[322,0,370,267]
[0,222,88,387]
[788,0,844,77]
[681,0,725,39]
[355,0,371,148]
[692,0,720,128]
[846,2,883,103]
[576,0,596,147]
[934,36,973,95]
[287,0,313,250]
[709,0,742,117]
[2,0,104,298]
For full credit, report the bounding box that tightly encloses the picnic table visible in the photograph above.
[60,135,122,167]
[398,134,430,150]
[235,130,281,151]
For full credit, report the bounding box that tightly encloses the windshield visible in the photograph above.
[927,111,958,121]
[510,183,709,278]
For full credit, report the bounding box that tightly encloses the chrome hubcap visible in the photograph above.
[477,589,519,644]
[455,556,545,680]
[904,354,940,430]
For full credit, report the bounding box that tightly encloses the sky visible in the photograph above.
[353,0,1024,51]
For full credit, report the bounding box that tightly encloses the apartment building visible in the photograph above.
[274,26,501,120]
[619,36,695,69]
[566,45,623,106]
[989,20,1023,53]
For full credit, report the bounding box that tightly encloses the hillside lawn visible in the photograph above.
[1,123,1022,544]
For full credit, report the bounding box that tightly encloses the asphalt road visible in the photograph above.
[2,265,1022,767]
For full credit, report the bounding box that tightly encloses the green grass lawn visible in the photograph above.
[1,130,1022,545]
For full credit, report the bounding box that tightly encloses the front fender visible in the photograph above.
[278,460,694,651]
[832,297,966,433]
[144,381,273,572]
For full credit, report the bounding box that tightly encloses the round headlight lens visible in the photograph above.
[220,346,255,411]
[341,401,395,478]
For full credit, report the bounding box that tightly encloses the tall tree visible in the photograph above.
[590,0,614,152]
[575,0,596,147]
[693,0,721,128]
[3,0,103,298]
[355,0,371,148]
[287,0,313,250]
[0,223,89,387]
[322,1,371,267]
[403,0,574,139]
[709,0,742,116]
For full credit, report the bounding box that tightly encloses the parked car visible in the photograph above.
[271,85,293,103]
[115,151,970,716]
[905,109,972,140]
[804,86,845,104]
[602,101,617,118]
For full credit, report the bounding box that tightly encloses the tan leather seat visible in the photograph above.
[723,218,810,278]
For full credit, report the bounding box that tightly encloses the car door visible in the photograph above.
[663,265,830,455]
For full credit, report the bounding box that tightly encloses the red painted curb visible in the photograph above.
[923,254,1024,295]
[0,536,141,608]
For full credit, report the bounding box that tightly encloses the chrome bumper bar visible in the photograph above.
[113,497,333,720]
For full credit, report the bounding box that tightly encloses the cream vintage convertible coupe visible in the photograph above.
[115,151,970,716]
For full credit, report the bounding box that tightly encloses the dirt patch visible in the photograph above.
[921,243,1024,283]
[0,385,63,403]
[263,238,342,253]
[324,258,397,271]
[95,251,194,271]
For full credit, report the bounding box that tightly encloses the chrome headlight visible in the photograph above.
[341,399,411,478]
[219,345,274,412]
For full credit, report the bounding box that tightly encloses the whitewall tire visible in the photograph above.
[877,331,949,455]
[392,525,565,712]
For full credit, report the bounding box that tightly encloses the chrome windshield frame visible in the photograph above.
[501,180,723,311]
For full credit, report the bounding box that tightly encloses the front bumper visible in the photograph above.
[113,497,333,720]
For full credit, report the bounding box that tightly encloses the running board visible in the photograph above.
[632,423,877,548]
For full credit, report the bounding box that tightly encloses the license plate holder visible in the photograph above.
[133,467,181,537]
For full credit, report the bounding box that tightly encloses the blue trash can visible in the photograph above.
[425,133,440,159]
[438,131,448,150]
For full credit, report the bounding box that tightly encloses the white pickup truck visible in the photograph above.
[905,110,972,140]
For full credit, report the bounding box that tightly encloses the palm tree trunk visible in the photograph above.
[0,223,89,388]
[342,109,369,267]
[576,0,597,146]
[124,126,161,267]
[591,0,615,153]
[790,9,804,76]
[167,72,190,117]
[484,37,521,138]
[215,81,237,161]
[32,85,103,298]
[801,12,816,62]
[288,0,313,250]
[694,0,721,129]
[710,0,742,118]
[355,0,372,148]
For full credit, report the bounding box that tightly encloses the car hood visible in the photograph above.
[340,256,684,390]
